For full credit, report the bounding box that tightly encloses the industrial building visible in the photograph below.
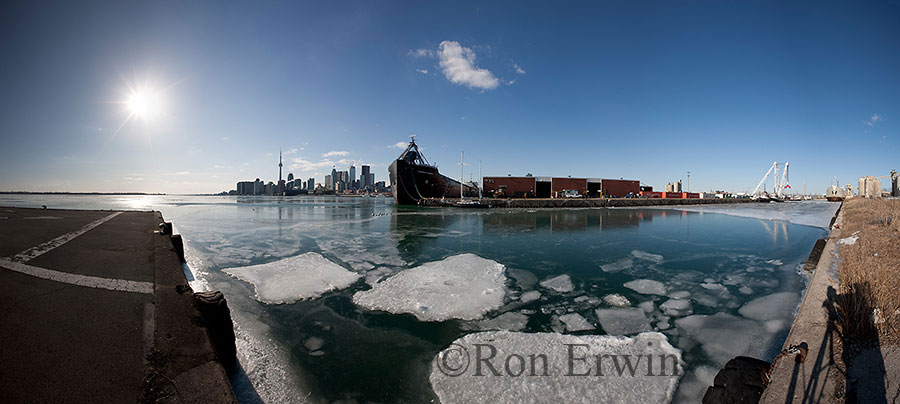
[482,176,640,198]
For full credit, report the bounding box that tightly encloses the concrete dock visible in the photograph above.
[418,197,764,208]
[0,207,235,403]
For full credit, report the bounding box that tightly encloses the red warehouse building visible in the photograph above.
[483,176,536,198]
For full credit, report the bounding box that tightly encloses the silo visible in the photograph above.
[674,180,683,193]
[892,170,899,197]
[859,177,867,197]
[864,176,880,198]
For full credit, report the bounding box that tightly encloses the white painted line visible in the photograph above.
[0,258,154,294]
[12,212,123,263]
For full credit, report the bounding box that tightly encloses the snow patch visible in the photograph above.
[839,236,858,245]
[352,253,507,321]
[223,252,361,304]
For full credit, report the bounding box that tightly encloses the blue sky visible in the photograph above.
[1,0,898,194]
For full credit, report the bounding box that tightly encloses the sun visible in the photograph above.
[127,87,162,120]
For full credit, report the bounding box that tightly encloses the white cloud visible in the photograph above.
[221,136,230,141]
[213,165,226,169]
[513,63,526,74]
[409,48,434,58]
[289,158,336,172]
[284,148,302,155]
[416,68,429,74]
[176,171,190,176]
[388,141,408,149]
[322,150,349,157]
[438,40,499,90]
[863,114,883,127]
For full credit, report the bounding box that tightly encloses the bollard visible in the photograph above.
[194,291,237,371]
[170,234,185,263]
[159,222,173,235]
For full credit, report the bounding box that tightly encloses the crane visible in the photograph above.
[752,161,790,199]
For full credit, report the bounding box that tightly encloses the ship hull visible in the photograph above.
[389,159,478,205]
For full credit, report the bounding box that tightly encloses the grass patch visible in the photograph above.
[837,198,900,345]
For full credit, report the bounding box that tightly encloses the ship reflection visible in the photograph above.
[390,208,697,261]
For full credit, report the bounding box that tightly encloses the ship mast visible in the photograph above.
[460,151,464,199]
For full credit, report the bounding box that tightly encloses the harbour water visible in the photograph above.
[0,195,837,403]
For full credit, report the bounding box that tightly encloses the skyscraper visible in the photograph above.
[361,165,371,189]
[349,166,356,190]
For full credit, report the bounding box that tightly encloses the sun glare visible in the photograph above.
[127,88,162,120]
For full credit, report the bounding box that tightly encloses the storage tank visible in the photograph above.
[859,177,866,197]
[892,170,899,197]
[866,177,881,198]
[674,180,683,193]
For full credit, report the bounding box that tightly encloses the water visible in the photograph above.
[0,195,834,403]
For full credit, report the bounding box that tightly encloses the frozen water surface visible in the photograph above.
[0,195,830,404]
[672,200,840,229]
[352,253,507,321]
[430,331,683,404]
[223,252,361,304]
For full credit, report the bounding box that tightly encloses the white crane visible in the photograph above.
[752,161,790,198]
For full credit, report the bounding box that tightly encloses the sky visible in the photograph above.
[1,0,898,194]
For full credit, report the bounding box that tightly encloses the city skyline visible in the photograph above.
[1,1,898,194]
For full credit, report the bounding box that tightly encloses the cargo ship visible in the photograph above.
[389,137,479,205]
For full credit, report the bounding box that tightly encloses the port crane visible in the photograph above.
[752,161,790,199]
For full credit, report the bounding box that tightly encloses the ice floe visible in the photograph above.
[559,313,595,332]
[631,250,665,264]
[675,313,774,366]
[430,331,683,404]
[520,290,542,303]
[223,252,361,304]
[738,292,799,323]
[465,312,530,332]
[352,253,507,321]
[624,279,667,295]
[660,299,693,317]
[540,274,574,293]
[603,294,631,307]
[600,258,633,273]
[595,308,653,335]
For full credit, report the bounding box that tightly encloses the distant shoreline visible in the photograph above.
[0,192,167,196]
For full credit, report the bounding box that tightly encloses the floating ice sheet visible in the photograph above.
[624,279,668,295]
[738,292,799,323]
[675,313,774,366]
[673,200,840,229]
[352,253,507,321]
[559,313,595,332]
[540,274,574,293]
[604,294,631,307]
[595,308,653,335]
[223,252,361,304]
[430,331,683,404]
[632,250,665,264]
[465,312,530,332]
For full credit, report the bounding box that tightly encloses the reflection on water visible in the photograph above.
[0,195,826,403]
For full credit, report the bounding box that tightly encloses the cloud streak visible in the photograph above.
[438,41,499,90]
[863,113,883,127]
[322,150,349,157]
